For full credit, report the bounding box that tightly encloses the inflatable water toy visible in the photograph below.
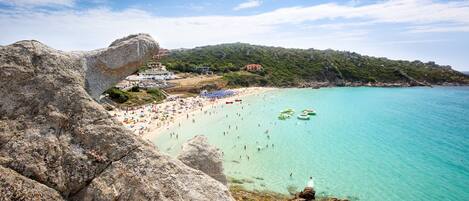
[303,109,316,115]
[297,114,310,120]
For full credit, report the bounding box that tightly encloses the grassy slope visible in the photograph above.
[162,43,469,86]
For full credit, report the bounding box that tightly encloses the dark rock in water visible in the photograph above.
[227,177,255,185]
[228,177,245,184]
[297,187,316,201]
[0,34,233,200]
[253,176,264,180]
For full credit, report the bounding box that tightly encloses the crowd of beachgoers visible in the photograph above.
[107,87,274,136]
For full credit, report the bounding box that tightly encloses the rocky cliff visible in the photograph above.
[0,34,233,200]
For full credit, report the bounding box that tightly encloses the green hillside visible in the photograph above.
[161,43,469,87]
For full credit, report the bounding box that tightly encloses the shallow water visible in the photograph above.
[150,87,469,201]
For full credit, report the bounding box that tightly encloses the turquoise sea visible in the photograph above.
[150,87,469,201]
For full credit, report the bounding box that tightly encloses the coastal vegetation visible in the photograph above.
[223,71,269,87]
[105,87,129,103]
[161,43,469,87]
[105,87,166,106]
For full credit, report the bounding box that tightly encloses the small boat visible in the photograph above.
[297,114,310,120]
[226,101,233,104]
[235,99,242,102]
[303,109,316,115]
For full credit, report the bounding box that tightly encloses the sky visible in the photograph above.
[0,0,468,71]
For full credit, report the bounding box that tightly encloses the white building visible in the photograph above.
[138,68,175,80]
[114,62,177,90]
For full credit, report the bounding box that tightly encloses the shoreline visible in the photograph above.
[143,87,276,140]
[107,87,277,139]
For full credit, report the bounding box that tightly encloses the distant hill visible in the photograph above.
[161,43,469,87]
[462,71,469,75]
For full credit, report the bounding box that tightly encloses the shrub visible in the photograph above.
[129,86,140,92]
[105,88,129,103]
[147,88,166,102]
[223,72,269,87]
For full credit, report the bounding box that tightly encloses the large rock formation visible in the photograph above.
[0,34,233,200]
[82,34,158,99]
[178,135,228,185]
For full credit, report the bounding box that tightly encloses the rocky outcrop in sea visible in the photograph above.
[0,34,233,200]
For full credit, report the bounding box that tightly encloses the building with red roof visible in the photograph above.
[245,64,263,72]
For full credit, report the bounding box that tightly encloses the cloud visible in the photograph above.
[234,0,262,11]
[0,0,468,51]
[0,0,74,7]
[408,25,469,33]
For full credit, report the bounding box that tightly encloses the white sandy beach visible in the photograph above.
[107,87,276,140]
